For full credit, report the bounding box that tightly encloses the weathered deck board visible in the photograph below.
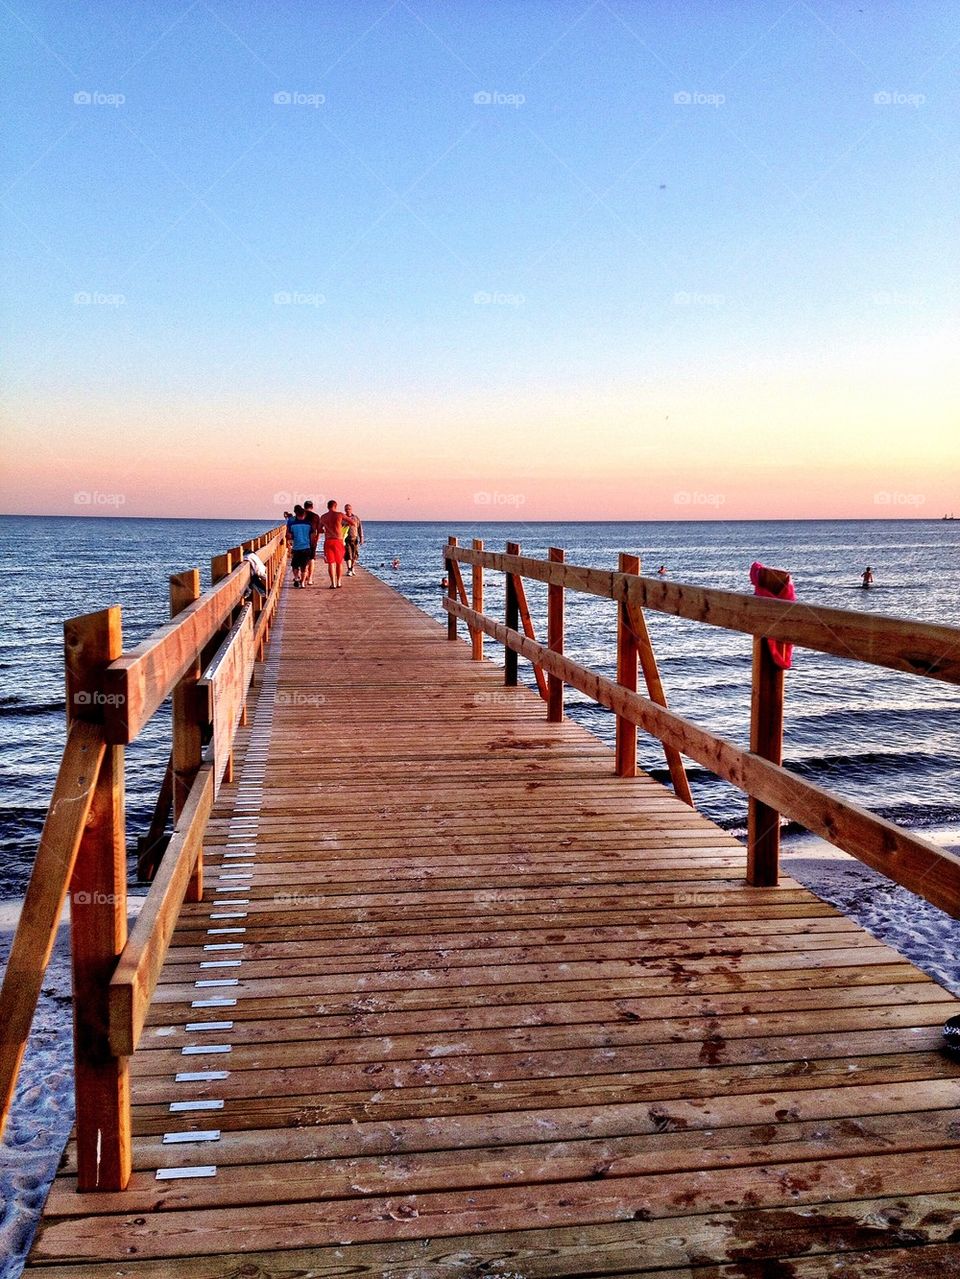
[28,567,960,1274]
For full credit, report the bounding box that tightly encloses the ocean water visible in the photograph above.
[2,514,960,1279]
[1,515,960,899]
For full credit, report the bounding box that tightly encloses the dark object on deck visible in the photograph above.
[943,1014,960,1059]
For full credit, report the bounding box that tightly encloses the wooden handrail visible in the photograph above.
[0,722,106,1137]
[103,527,285,743]
[447,546,960,684]
[109,764,214,1056]
[444,594,960,919]
[2,523,284,1187]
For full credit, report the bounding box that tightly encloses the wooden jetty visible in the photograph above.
[2,530,960,1276]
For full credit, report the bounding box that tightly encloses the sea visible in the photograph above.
[2,514,959,898]
[1,513,959,1276]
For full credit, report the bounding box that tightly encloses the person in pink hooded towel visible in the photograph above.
[749,561,796,669]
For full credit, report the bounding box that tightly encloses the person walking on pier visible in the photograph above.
[343,503,364,576]
[287,505,313,589]
[302,499,322,586]
[318,500,358,589]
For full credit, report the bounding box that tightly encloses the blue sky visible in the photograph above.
[2,1,958,517]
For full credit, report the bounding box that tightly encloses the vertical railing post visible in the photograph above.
[210,551,237,787]
[446,536,458,641]
[747,636,785,885]
[171,569,204,903]
[65,606,131,1191]
[615,553,640,777]
[471,538,484,660]
[547,547,565,722]
[504,541,520,687]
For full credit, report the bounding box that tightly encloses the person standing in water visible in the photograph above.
[343,503,364,576]
[861,566,874,589]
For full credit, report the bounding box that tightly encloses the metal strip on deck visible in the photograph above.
[27,567,960,1276]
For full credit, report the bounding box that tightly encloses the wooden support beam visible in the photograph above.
[621,595,695,808]
[0,721,105,1139]
[446,537,458,641]
[471,539,484,661]
[547,547,564,723]
[444,594,960,918]
[135,748,173,881]
[615,553,640,777]
[504,541,520,687]
[512,572,549,700]
[109,765,214,1057]
[747,635,786,886]
[170,570,204,903]
[64,606,131,1192]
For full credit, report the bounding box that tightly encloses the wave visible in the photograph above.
[0,700,65,719]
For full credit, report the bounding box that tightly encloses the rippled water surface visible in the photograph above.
[2,515,960,897]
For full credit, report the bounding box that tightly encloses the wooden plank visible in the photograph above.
[512,571,549,699]
[198,605,254,797]
[444,595,960,917]
[616,552,640,776]
[471,538,484,661]
[447,545,960,684]
[64,606,131,1191]
[0,722,105,1135]
[504,540,520,686]
[623,599,694,807]
[747,633,785,885]
[26,563,960,1275]
[170,570,204,901]
[547,546,564,722]
[102,565,251,744]
[445,536,458,641]
[108,765,214,1057]
[135,748,173,881]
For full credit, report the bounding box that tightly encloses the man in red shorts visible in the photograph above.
[318,499,358,589]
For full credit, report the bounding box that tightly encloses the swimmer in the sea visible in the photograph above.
[861,566,874,589]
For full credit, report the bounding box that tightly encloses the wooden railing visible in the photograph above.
[0,525,287,1189]
[443,537,960,921]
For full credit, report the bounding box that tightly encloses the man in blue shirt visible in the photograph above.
[287,505,314,589]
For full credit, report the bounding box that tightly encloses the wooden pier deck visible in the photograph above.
[27,568,960,1276]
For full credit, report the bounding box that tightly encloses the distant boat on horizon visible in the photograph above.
[943,513,956,520]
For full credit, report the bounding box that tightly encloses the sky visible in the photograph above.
[1,0,958,520]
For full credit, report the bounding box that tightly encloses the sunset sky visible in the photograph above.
[2,1,958,520]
